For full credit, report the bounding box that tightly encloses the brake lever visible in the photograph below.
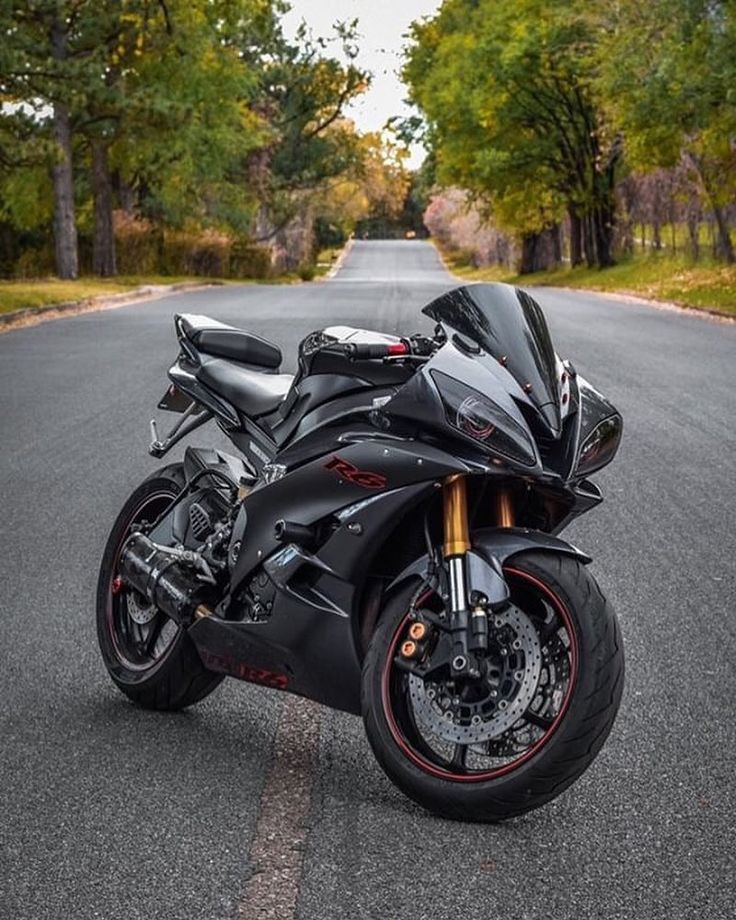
[382,354,430,363]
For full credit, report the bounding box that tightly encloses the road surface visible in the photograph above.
[1,241,734,920]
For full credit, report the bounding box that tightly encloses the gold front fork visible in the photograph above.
[495,488,515,528]
[442,475,470,558]
[441,475,514,673]
[442,475,516,557]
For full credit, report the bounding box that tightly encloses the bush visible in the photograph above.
[14,247,55,279]
[229,241,272,279]
[156,230,226,277]
[297,263,316,281]
[6,211,275,280]
[115,215,161,275]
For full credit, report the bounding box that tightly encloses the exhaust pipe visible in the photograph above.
[118,533,213,625]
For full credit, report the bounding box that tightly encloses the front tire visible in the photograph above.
[362,552,624,821]
[96,464,223,711]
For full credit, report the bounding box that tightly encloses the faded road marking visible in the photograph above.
[237,696,321,919]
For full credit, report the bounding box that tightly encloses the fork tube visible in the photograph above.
[443,474,470,558]
[443,475,471,671]
[495,488,515,528]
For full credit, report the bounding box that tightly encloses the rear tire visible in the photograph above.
[96,464,223,711]
[362,552,624,821]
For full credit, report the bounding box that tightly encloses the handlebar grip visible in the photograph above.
[345,343,391,359]
[344,341,409,359]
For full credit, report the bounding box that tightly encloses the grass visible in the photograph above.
[0,270,306,316]
[314,246,344,278]
[0,275,220,315]
[440,247,736,317]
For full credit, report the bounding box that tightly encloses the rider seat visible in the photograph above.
[197,356,294,418]
[179,313,282,369]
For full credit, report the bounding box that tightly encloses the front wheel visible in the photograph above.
[362,552,624,821]
[96,464,223,710]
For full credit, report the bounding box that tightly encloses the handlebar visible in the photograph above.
[328,333,440,362]
[344,341,409,359]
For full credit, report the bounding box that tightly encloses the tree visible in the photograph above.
[403,0,620,270]
[0,1,281,277]
[0,1,91,277]
[247,18,370,252]
[310,128,411,243]
[93,1,272,268]
[594,0,736,262]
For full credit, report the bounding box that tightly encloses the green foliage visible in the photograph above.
[248,18,370,237]
[111,226,272,278]
[0,1,373,277]
[595,2,736,167]
[404,0,620,267]
[448,246,736,316]
[229,240,272,279]
[404,0,736,269]
[0,166,54,230]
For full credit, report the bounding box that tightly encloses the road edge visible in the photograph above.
[534,284,736,324]
[0,281,223,335]
[323,238,354,280]
[432,239,736,323]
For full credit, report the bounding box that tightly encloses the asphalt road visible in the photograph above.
[1,240,734,920]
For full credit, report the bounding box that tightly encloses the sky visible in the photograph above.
[282,0,443,166]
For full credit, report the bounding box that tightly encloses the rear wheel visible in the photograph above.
[362,552,624,821]
[96,464,223,710]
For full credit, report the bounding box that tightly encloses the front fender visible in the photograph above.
[387,527,591,595]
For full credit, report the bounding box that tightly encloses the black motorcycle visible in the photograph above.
[97,282,624,821]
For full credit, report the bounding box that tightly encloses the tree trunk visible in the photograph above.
[91,140,117,276]
[568,208,582,267]
[652,219,662,250]
[682,149,734,263]
[50,19,78,280]
[582,213,596,268]
[593,204,615,268]
[519,233,541,274]
[51,102,78,280]
[686,213,700,261]
[551,223,562,266]
[519,229,561,274]
[711,205,734,264]
[113,171,136,215]
[685,190,701,261]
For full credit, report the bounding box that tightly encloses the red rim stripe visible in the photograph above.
[380,566,579,783]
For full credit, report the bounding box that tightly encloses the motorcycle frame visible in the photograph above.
[150,313,613,717]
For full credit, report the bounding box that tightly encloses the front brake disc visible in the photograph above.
[407,604,542,744]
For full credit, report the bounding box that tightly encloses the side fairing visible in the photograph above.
[229,436,471,591]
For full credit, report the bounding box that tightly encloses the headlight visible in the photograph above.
[431,371,538,467]
[575,414,622,476]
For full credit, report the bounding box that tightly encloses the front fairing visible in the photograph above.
[423,283,563,436]
[384,338,545,474]
[387,284,623,482]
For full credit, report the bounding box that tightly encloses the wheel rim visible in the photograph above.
[106,490,181,672]
[381,567,579,782]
